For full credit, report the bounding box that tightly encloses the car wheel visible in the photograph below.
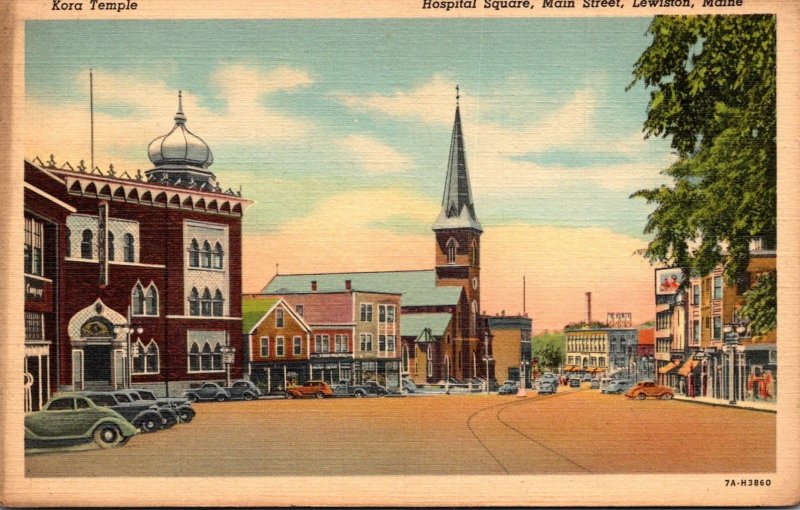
[315,392,324,399]
[138,416,160,433]
[161,413,178,429]
[637,392,647,400]
[179,409,195,423]
[93,424,122,448]
[216,394,227,402]
[243,392,254,401]
[285,392,294,399]
[187,393,198,403]
[660,393,673,400]
[354,390,365,398]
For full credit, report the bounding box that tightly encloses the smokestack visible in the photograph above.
[586,292,592,323]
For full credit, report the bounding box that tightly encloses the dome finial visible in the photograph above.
[174,90,186,124]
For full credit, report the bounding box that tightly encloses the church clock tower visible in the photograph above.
[433,87,482,341]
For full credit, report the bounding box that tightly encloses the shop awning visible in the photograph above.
[658,362,678,374]
[563,365,575,372]
[678,358,699,376]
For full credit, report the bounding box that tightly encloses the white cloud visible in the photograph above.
[338,135,412,174]
[25,63,315,170]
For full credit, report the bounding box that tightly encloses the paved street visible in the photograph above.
[25,389,775,477]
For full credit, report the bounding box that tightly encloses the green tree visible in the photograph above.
[629,15,776,326]
[740,272,777,335]
[534,343,563,371]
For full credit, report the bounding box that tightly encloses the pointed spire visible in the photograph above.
[174,90,186,124]
[432,88,482,233]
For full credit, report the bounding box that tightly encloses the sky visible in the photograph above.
[25,18,674,332]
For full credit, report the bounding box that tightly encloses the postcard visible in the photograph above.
[1,0,798,506]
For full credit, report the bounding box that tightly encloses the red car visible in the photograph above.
[624,381,674,400]
[286,381,334,399]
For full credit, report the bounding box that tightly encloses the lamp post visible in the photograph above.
[113,308,143,389]
[517,361,527,397]
[482,329,493,393]
[722,320,748,405]
[221,344,236,388]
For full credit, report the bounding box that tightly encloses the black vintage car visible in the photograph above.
[225,380,262,401]
[82,391,164,433]
[131,389,196,423]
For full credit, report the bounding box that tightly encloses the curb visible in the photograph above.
[672,397,776,414]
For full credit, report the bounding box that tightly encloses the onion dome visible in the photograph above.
[148,91,213,167]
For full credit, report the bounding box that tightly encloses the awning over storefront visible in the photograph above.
[658,362,678,374]
[563,365,575,372]
[678,358,699,376]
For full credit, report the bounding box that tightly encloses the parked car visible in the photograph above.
[624,381,674,400]
[402,377,418,393]
[333,380,391,398]
[537,380,557,395]
[183,382,231,402]
[226,380,262,401]
[602,379,635,395]
[569,377,581,388]
[581,374,593,382]
[25,393,139,449]
[497,380,519,395]
[115,389,179,429]
[125,389,194,424]
[286,380,334,399]
[82,391,164,433]
[590,379,600,389]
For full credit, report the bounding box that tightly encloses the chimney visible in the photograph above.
[586,292,592,323]
[345,279,351,290]
[311,280,317,292]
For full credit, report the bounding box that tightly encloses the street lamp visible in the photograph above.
[221,344,236,387]
[113,313,143,389]
[722,320,748,405]
[517,361,527,397]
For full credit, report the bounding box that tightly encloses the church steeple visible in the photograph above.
[433,86,482,233]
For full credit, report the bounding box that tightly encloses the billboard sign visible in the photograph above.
[655,267,684,295]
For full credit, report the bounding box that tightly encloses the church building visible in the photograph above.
[261,95,492,385]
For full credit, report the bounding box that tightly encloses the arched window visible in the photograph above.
[108,232,115,261]
[146,341,159,373]
[212,343,223,370]
[427,346,434,378]
[471,239,478,266]
[145,285,158,316]
[444,355,451,378]
[212,289,224,316]
[201,288,212,316]
[133,340,159,374]
[201,342,213,371]
[446,238,457,265]
[132,284,145,315]
[123,233,135,262]
[201,241,212,268]
[66,228,71,257]
[188,342,200,372]
[470,300,478,336]
[189,239,199,267]
[189,287,199,316]
[213,242,224,269]
[81,229,93,259]
[401,345,410,374]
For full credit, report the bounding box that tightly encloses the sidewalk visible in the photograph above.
[673,394,776,413]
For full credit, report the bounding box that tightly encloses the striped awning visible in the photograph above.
[658,362,679,374]
[678,358,700,376]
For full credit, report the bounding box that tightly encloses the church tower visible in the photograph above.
[433,87,482,341]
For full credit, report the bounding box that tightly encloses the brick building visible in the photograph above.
[23,94,251,399]
[487,314,532,388]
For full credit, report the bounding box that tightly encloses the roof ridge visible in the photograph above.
[272,268,434,277]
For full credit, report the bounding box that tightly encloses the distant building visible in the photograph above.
[655,244,776,402]
[636,327,655,381]
[564,325,638,379]
[249,289,402,389]
[487,314,532,387]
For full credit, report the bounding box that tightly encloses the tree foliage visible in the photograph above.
[534,343,563,371]
[629,15,776,325]
[740,272,777,335]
